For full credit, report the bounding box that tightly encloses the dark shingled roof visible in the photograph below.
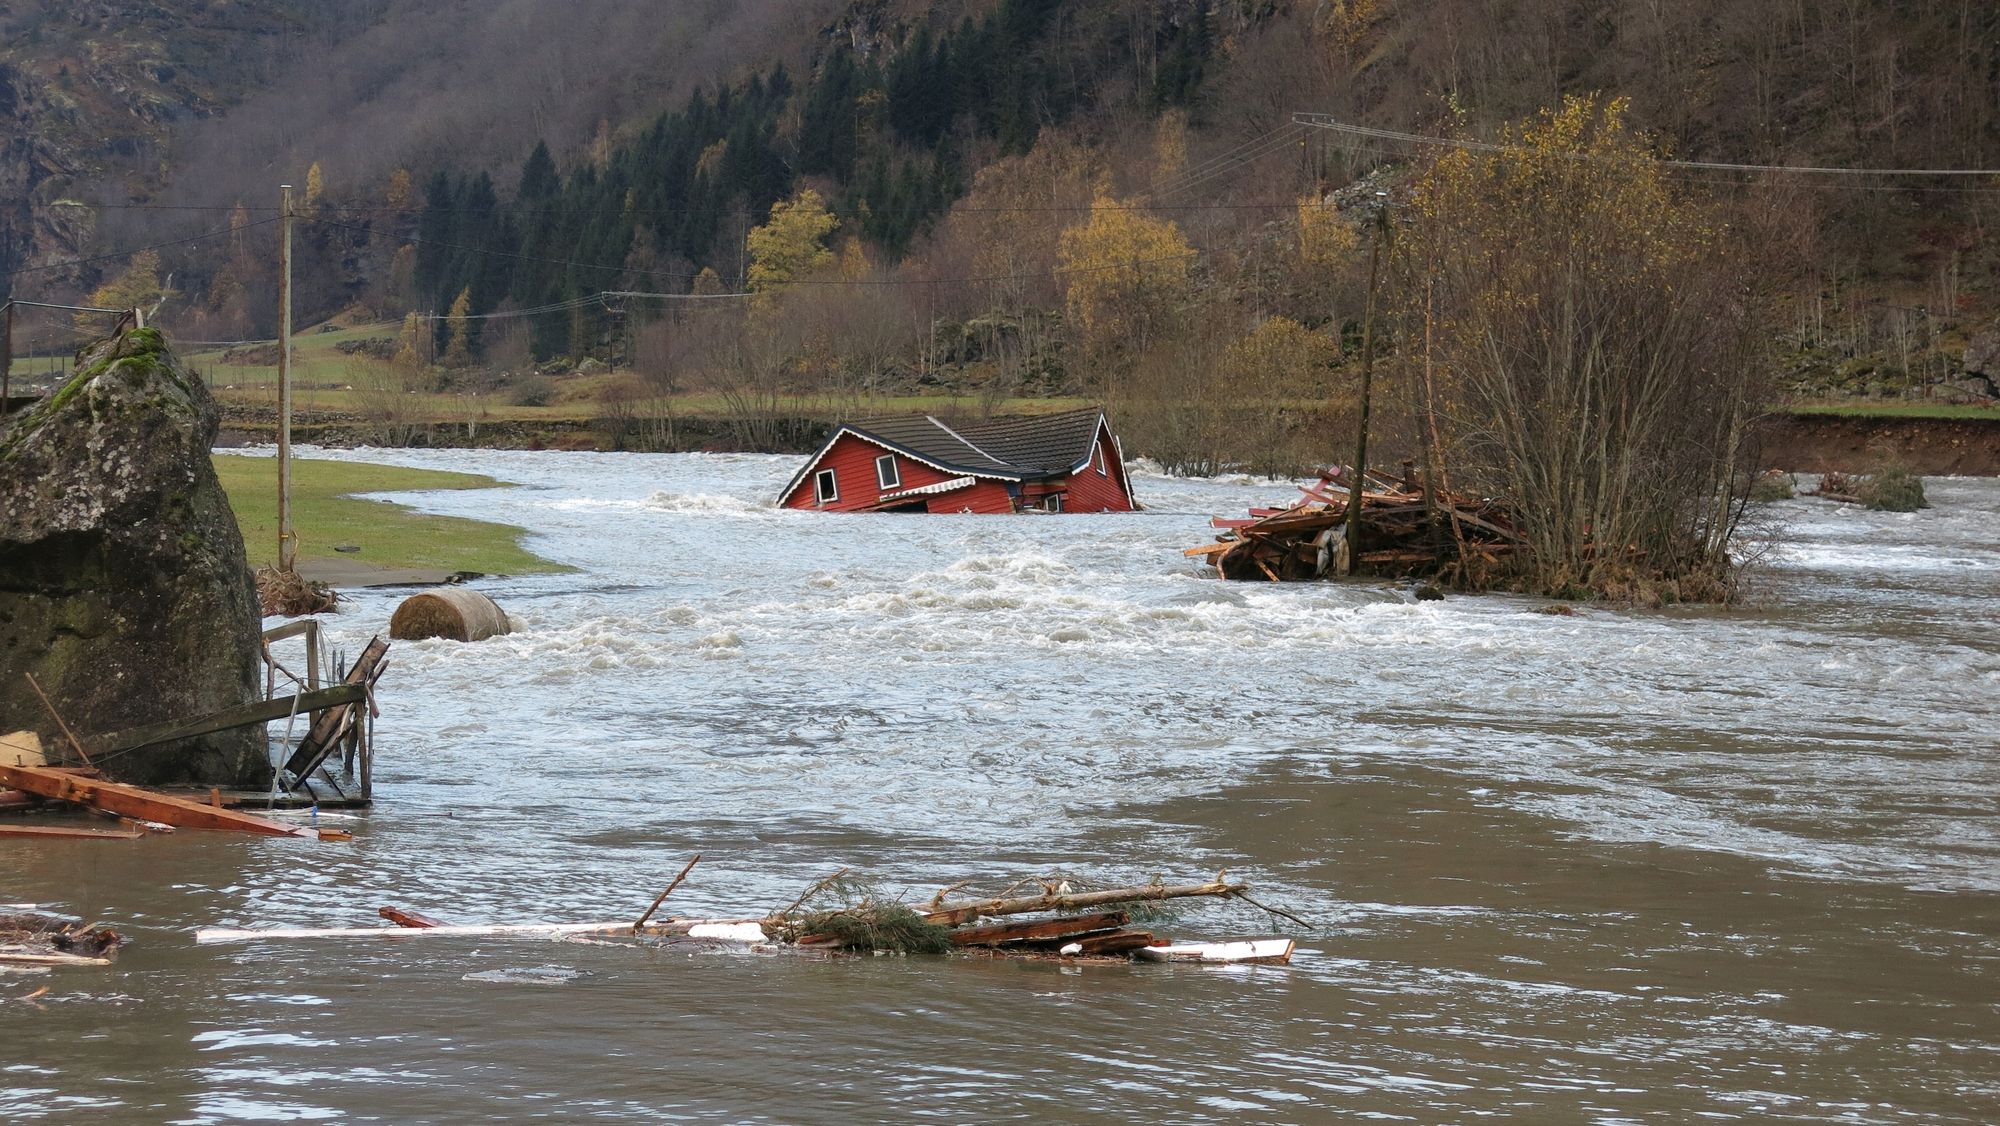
[951,409,1106,476]
[845,408,1107,479]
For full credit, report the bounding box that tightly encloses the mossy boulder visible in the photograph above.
[0,327,266,787]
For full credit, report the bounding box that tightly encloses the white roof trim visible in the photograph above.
[878,476,977,502]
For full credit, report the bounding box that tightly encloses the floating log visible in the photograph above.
[389,588,511,643]
[946,911,1130,947]
[195,917,767,945]
[923,880,1245,927]
[0,763,315,838]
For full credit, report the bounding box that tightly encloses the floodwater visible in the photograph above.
[5,450,1998,1123]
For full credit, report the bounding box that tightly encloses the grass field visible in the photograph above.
[1782,401,1999,421]
[212,454,568,575]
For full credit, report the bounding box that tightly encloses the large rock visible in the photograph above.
[0,327,265,786]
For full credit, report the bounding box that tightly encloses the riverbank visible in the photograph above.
[216,400,2000,476]
[211,454,569,582]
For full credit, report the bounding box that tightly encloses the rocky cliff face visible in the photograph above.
[0,327,266,786]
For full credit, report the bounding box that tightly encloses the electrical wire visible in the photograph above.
[1291,113,2000,177]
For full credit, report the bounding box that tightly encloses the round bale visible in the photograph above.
[388,587,512,643]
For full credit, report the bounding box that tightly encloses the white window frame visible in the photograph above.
[814,468,839,505]
[875,454,901,490]
[1094,445,1108,476]
[1047,494,1064,513]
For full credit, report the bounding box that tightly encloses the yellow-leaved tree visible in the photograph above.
[303,162,325,216]
[1056,190,1194,359]
[1297,194,1359,273]
[1222,316,1339,477]
[77,249,165,331]
[746,189,839,294]
[385,168,414,212]
[442,288,474,368]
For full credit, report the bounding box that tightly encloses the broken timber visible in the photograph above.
[87,683,365,758]
[281,635,388,784]
[0,763,323,838]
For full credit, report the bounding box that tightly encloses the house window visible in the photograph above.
[1094,445,1108,476]
[876,454,900,490]
[814,468,839,505]
[1047,494,1064,513]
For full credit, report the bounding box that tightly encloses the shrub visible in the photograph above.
[506,376,556,407]
[1860,468,1929,512]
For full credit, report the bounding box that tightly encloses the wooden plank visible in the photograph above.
[1072,930,1157,955]
[89,683,367,757]
[947,911,1129,947]
[0,823,146,840]
[0,950,113,967]
[0,763,311,837]
[282,637,388,782]
[195,917,767,945]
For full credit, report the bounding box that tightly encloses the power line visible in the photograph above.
[1291,113,2000,177]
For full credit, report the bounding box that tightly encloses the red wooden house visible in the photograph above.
[776,407,1139,513]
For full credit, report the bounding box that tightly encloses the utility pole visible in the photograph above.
[277,182,296,574]
[1342,194,1391,576]
[2,302,13,416]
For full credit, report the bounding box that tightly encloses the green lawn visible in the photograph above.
[212,454,568,575]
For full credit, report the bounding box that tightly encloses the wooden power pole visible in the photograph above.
[277,183,296,574]
[2,302,13,417]
[1342,196,1391,576]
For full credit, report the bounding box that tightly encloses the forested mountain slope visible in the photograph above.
[7,0,1998,434]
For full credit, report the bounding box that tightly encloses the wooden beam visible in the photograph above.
[1072,930,1158,955]
[947,911,1130,947]
[0,763,312,837]
[195,917,768,945]
[88,683,366,757]
[0,823,146,840]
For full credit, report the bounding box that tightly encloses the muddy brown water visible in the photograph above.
[4,452,1997,1123]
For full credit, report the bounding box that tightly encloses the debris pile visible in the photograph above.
[1186,464,1520,584]
[258,566,339,617]
[197,866,1304,967]
[0,911,122,967]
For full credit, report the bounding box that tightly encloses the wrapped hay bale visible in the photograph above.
[389,587,511,642]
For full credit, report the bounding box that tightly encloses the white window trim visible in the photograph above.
[1047,494,1064,512]
[875,454,901,490]
[1094,445,1108,476]
[814,468,839,505]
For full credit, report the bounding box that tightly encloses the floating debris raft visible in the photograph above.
[196,870,1302,966]
[0,911,123,968]
[1186,463,1521,584]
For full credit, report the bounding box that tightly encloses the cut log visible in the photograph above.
[924,881,1245,928]
[0,824,146,841]
[0,763,312,837]
[947,911,1130,947]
